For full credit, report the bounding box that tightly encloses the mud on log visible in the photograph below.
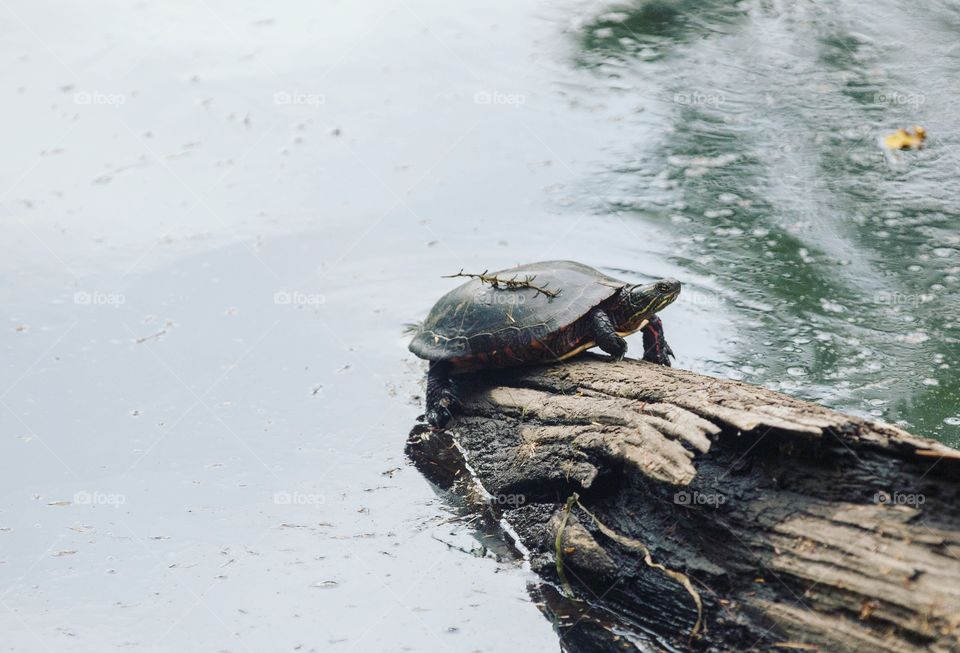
[407,354,960,653]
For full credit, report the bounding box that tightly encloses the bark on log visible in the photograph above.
[407,354,960,653]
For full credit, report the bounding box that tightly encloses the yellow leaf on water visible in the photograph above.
[883,126,926,150]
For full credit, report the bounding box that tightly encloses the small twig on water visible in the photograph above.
[136,329,167,344]
[443,269,561,298]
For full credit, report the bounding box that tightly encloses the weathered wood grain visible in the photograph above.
[408,354,960,652]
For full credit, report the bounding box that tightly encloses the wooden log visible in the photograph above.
[407,354,960,653]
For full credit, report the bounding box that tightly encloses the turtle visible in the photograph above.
[409,260,681,428]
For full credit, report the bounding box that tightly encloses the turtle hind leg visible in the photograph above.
[590,308,628,360]
[425,362,459,429]
[642,315,675,366]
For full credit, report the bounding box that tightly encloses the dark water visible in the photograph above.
[0,0,957,650]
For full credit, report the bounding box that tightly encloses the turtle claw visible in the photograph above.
[425,362,459,430]
[425,410,448,430]
[642,337,674,366]
[426,398,454,430]
[441,387,462,411]
[610,338,628,361]
[591,308,628,360]
[642,315,674,367]
[644,348,673,367]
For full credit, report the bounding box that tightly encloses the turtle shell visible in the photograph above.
[409,260,626,370]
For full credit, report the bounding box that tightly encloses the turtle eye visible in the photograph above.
[655,282,672,293]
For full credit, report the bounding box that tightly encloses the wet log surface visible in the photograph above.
[407,354,960,653]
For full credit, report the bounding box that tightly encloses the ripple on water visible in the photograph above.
[577,0,959,442]
[896,331,930,344]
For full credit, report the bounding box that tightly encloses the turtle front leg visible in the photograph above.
[590,309,628,360]
[425,362,459,429]
[642,315,675,367]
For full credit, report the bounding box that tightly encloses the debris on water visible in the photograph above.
[136,329,167,343]
[52,550,77,557]
[883,126,926,150]
[311,580,339,589]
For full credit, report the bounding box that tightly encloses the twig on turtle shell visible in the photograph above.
[443,269,561,298]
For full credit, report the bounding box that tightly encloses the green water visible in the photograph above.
[574,0,960,443]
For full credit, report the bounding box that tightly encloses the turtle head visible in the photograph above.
[620,278,681,331]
